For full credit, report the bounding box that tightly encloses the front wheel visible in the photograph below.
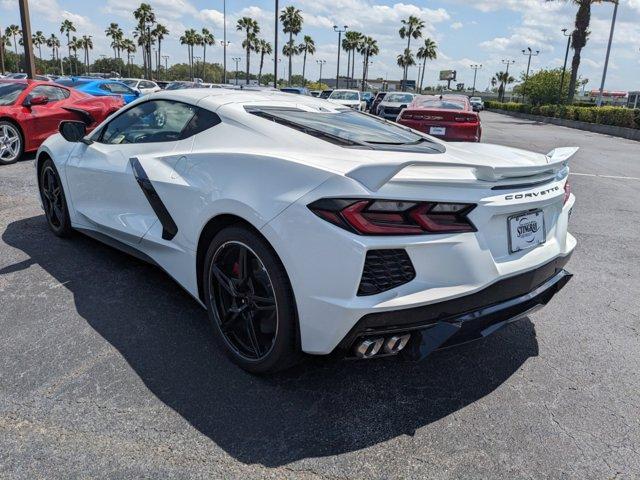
[39,159,73,237]
[203,225,300,374]
[0,121,23,165]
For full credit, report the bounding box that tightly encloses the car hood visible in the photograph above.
[328,99,360,105]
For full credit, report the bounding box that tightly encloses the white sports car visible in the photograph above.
[36,89,576,373]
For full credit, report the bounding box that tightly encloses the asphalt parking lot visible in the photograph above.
[1,111,639,479]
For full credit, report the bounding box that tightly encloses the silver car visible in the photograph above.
[376,92,417,121]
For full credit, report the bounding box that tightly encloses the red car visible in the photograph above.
[0,79,124,165]
[396,95,482,142]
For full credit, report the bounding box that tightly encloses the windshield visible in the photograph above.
[55,78,90,87]
[122,80,138,87]
[319,90,332,99]
[385,93,414,103]
[247,107,444,153]
[0,83,27,106]
[417,99,466,110]
[330,91,359,101]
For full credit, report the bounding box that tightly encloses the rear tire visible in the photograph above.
[203,225,300,374]
[39,158,73,237]
[0,120,23,165]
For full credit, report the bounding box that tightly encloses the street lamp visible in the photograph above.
[470,64,482,96]
[18,0,36,79]
[597,0,619,107]
[223,0,227,84]
[521,47,540,102]
[162,55,169,79]
[558,28,572,104]
[316,59,326,83]
[274,0,279,89]
[333,25,348,89]
[501,59,515,102]
[194,56,201,81]
[232,56,241,85]
[219,41,230,83]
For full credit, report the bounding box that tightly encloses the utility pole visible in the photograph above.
[274,0,278,88]
[18,0,36,79]
[333,25,347,89]
[470,64,482,96]
[501,59,515,102]
[162,55,169,79]
[223,0,227,84]
[521,47,540,102]
[316,59,326,83]
[597,0,619,107]
[232,56,241,85]
[558,28,572,104]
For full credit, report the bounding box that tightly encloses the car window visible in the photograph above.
[330,91,359,101]
[385,93,414,103]
[101,82,133,94]
[122,80,138,88]
[99,100,219,145]
[416,99,466,110]
[0,83,27,105]
[140,81,155,89]
[31,85,70,102]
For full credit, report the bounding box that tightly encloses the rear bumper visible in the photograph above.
[338,254,572,360]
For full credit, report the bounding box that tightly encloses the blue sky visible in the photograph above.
[2,0,640,91]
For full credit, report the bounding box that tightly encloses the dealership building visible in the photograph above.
[628,92,640,109]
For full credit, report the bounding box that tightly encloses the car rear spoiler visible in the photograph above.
[345,147,579,192]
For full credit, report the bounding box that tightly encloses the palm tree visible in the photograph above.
[60,20,76,75]
[0,33,9,74]
[69,36,79,75]
[279,6,303,85]
[298,35,315,85]
[133,2,156,79]
[237,17,260,85]
[342,31,362,84]
[256,39,272,85]
[357,36,379,91]
[122,38,136,77]
[105,23,123,59]
[399,15,424,91]
[416,38,437,93]
[31,31,46,61]
[82,35,93,74]
[6,25,21,59]
[546,0,616,102]
[397,48,416,81]
[46,34,59,61]
[180,28,198,80]
[494,71,515,101]
[153,24,169,79]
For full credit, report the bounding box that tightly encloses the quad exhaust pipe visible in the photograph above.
[354,334,411,359]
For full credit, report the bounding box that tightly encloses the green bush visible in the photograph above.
[575,107,596,123]
[634,109,640,129]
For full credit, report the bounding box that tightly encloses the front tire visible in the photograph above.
[39,158,73,237]
[203,225,300,374]
[0,121,23,165]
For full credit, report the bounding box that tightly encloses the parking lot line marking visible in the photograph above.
[571,172,640,181]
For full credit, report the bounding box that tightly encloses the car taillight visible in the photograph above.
[563,180,571,205]
[308,199,476,235]
[454,115,477,122]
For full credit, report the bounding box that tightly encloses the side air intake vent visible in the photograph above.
[357,249,416,296]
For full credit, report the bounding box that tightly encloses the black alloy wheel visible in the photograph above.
[204,226,299,373]
[39,159,73,237]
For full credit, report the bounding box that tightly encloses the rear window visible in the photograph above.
[55,78,91,87]
[385,93,414,103]
[416,99,466,110]
[0,83,27,106]
[330,91,359,101]
[247,107,444,153]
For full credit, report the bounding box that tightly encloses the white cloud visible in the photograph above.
[451,22,463,30]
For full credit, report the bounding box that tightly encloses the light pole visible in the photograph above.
[470,64,482,96]
[597,0,619,107]
[232,56,241,85]
[333,25,347,89]
[501,59,515,102]
[274,0,279,88]
[194,56,201,81]
[223,0,227,84]
[18,0,36,78]
[558,28,572,104]
[316,59,326,83]
[162,55,169,79]
[521,47,540,102]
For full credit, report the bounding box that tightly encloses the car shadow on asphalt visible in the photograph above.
[1,215,540,467]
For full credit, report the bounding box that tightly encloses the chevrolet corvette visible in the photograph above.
[36,89,576,373]
[0,79,123,165]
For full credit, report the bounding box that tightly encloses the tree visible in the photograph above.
[6,25,21,58]
[69,36,80,74]
[180,29,198,80]
[298,35,315,85]
[0,32,9,74]
[60,20,76,75]
[105,23,123,59]
[546,0,616,102]
[494,71,515,101]
[416,38,437,93]
[280,5,303,85]
[398,15,424,91]
[199,27,214,82]
[81,35,93,73]
[516,68,573,105]
[32,31,46,61]
[237,17,259,85]
[122,38,136,77]
[153,24,169,79]
[357,36,379,91]
[397,48,416,78]
[133,3,156,79]
[256,39,272,85]
[46,34,59,61]
[342,31,362,84]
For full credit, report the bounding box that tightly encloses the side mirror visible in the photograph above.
[59,121,87,143]
[24,95,49,107]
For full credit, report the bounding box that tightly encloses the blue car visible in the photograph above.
[55,77,140,104]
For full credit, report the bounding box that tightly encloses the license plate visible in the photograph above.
[430,126,446,136]
[508,210,545,253]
